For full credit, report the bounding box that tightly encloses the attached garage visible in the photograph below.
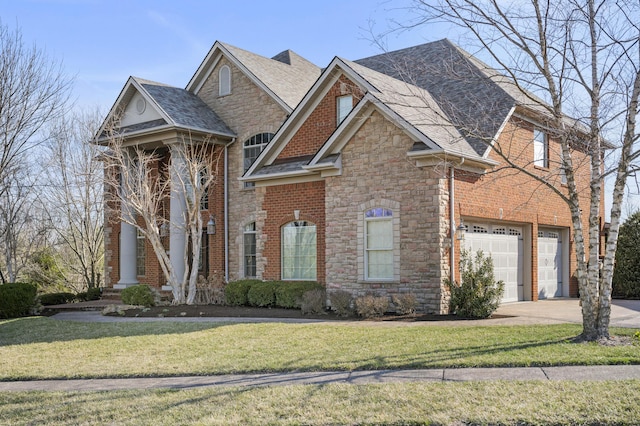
[463,223,524,303]
[537,228,564,299]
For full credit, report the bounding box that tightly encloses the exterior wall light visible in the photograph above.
[456,220,466,240]
[207,216,216,235]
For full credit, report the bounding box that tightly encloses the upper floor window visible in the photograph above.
[219,65,231,96]
[365,208,393,280]
[199,169,209,210]
[533,129,549,168]
[282,221,316,280]
[243,133,274,188]
[337,95,353,125]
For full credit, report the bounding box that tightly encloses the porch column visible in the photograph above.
[116,220,138,287]
[168,145,186,288]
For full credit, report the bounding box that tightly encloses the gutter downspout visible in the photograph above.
[224,140,234,283]
[449,165,456,282]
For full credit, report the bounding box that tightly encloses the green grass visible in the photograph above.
[1,381,640,425]
[0,317,638,380]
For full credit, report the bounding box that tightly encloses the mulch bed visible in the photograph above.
[102,304,512,322]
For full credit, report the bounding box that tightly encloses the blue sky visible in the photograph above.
[1,0,458,111]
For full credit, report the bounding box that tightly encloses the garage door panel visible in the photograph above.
[464,229,523,303]
[538,231,562,299]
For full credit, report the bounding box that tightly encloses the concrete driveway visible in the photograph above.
[494,298,640,328]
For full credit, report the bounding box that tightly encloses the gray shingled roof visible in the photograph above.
[252,155,315,176]
[342,58,480,159]
[139,79,234,136]
[221,43,321,110]
[355,39,516,157]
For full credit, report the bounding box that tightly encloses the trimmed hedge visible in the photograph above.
[247,281,278,307]
[225,279,262,306]
[121,285,155,307]
[226,279,322,309]
[39,292,76,306]
[77,288,102,302]
[275,281,323,308]
[0,282,37,318]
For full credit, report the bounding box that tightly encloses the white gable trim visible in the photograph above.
[244,58,379,178]
[483,105,517,160]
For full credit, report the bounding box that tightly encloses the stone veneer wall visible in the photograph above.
[325,110,449,313]
[197,56,289,282]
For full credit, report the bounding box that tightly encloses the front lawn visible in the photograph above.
[0,317,638,380]
[1,381,640,425]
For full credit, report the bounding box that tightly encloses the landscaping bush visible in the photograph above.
[39,292,76,306]
[300,288,326,315]
[247,281,278,307]
[76,288,102,302]
[392,293,417,315]
[613,211,640,298]
[329,290,353,317]
[355,294,389,318]
[225,279,261,306]
[275,281,322,308]
[0,282,37,318]
[120,285,155,307]
[446,249,504,319]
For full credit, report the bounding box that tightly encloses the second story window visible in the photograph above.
[533,129,549,168]
[337,95,353,125]
[219,65,231,96]
[243,133,274,188]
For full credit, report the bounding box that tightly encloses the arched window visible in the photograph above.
[243,222,257,278]
[219,65,231,96]
[365,208,393,280]
[282,221,316,280]
[243,133,274,188]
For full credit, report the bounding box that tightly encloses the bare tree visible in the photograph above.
[0,167,50,283]
[0,21,72,194]
[103,130,221,305]
[383,0,640,341]
[42,110,104,290]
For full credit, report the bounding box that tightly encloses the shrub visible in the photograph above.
[392,293,417,315]
[300,288,326,315]
[247,281,278,307]
[329,290,353,317]
[613,211,640,298]
[0,283,37,318]
[39,292,76,306]
[76,288,102,302]
[224,279,261,306]
[275,281,322,309]
[121,285,155,307]
[446,249,505,319]
[355,294,389,318]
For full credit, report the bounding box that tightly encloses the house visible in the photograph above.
[95,39,601,313]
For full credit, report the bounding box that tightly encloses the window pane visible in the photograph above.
[244,230,256,278]
[282,222,316,280]
[534,129,547,167]
[367,250,393,279]
[337,95,353,124]
[367,220,393,249]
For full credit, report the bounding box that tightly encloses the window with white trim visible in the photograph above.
[534,129,549,168]
[243,133,274,188]
[199,169,209,210]
[282,221,316,280]
[365,208,394,280]
[244,222,257,278]
[136,229,145,276]
[337,95,353,124]
[219,65,231,96]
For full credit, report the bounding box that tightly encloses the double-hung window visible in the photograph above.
[244,222,257,278]
[136,229,146,276]
[282,221,316,280]
[337,95,353,124]
[243,133,274,188]
[533,129,549,168]
[365,208,393,280]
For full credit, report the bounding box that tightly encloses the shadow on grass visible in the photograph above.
[0,316,227,346]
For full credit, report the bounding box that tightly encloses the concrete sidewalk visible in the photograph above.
[2,365,640,392]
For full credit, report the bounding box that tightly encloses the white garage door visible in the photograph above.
[537,229,562,299]
[463,223,524,303]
